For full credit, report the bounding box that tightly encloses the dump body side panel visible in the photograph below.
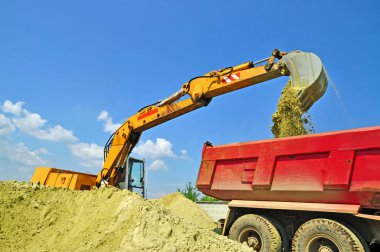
[196,126,380,209]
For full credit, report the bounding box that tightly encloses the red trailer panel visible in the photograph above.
[196,126,380,209]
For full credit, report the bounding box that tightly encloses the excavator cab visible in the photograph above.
[117,157,146,198]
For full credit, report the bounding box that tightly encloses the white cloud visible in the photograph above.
[70,142,103,159]
[97,110,121,133]
[13,111,45,129]
[0,141,51,180]
[35,147,51,155]
[97,110,108,121]
[133,138,175,159]
[2,100,77,142]
[180,149,187,156]
[0,114,15,136]
[1,141,49,166]
[178,150,190,161]
[149,159,168,171]
[69,142,103,168]
[2,100,25,116]
[11,143,48,166]
[132,138,189,172]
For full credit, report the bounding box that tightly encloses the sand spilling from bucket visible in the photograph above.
[271,81,314,138]
[0,181,249,252]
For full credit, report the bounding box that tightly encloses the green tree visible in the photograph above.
[177,182,199,202]
[200,195,218,202]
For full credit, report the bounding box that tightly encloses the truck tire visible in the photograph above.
[291,218,367,252]
[228,214,282,252]
[266,216,290,252]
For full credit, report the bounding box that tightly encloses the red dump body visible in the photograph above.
[196,126,380,209]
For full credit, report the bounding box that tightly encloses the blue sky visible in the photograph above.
[0,1,379,198]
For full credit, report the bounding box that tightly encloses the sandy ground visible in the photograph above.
[0,181,250,252]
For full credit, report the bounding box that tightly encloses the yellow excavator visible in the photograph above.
[31,49,328,197]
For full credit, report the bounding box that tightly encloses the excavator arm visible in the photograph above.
[31,49,327,190]
[98,49,327,186]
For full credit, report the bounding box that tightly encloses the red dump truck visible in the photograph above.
[196,126,380,252]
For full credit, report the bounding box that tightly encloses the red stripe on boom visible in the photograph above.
[138,108,158,120]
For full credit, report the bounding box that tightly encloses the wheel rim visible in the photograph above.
[238,227,263,251]
[306,234,342,252]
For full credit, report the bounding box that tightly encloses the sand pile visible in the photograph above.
[0,181,249,252]
[156,192,216,231]
[271,81,314,138]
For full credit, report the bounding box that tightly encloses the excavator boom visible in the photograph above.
[31,49,328,190]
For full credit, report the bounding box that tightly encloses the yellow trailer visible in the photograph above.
[32,167,96,190]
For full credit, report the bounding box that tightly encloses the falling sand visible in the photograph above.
[271,81,314,138]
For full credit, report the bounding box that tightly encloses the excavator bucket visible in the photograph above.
[281,51,328,110]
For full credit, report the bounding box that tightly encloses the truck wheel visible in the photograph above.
[228,214,282,252]
[292,218,367,252]
[266,216,290,252]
